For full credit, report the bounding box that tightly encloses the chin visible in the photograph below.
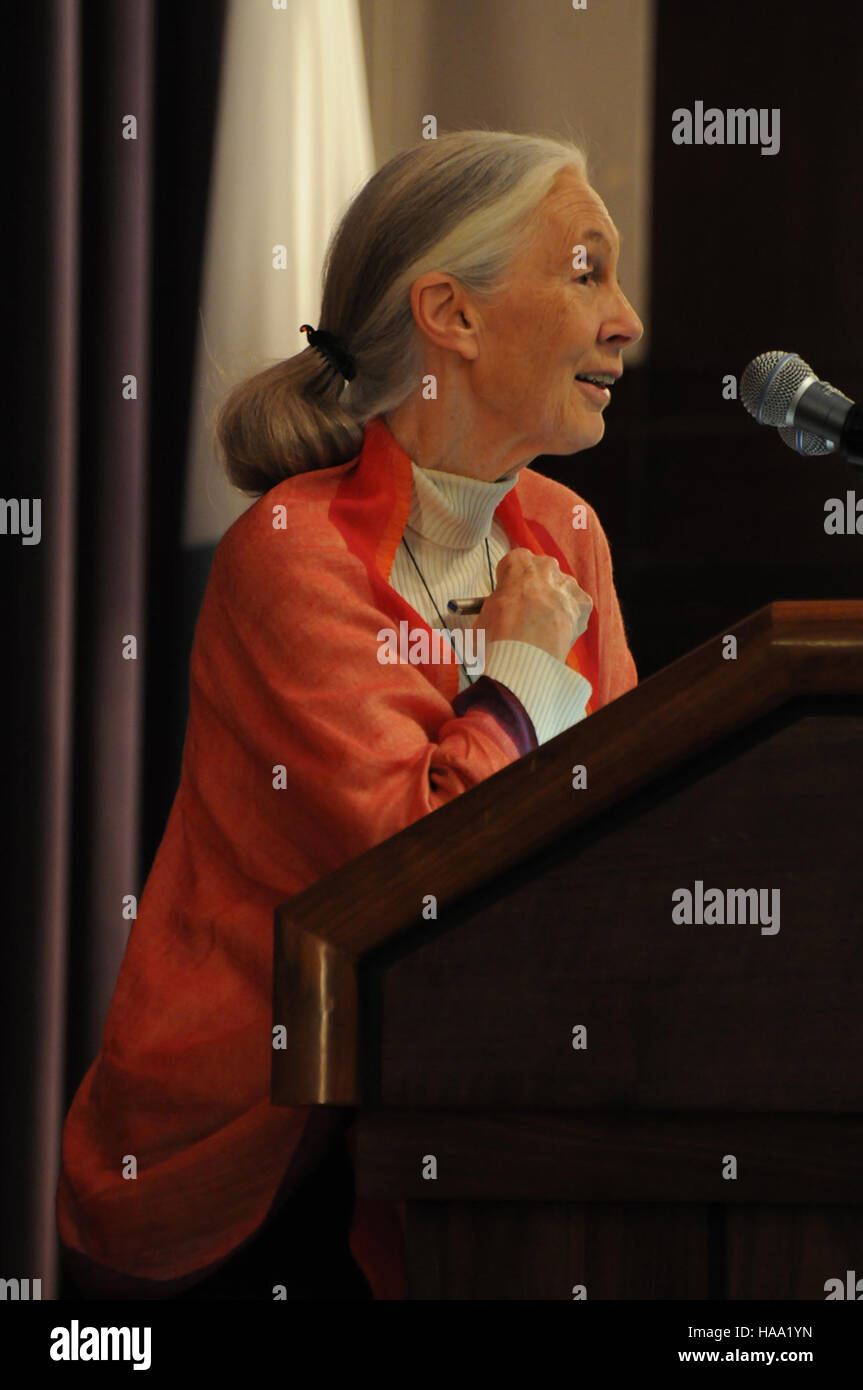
[563,416,606,454]
[534,408,606,457]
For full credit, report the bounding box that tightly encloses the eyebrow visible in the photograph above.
[582,228,622,253]
[561,226,623,271]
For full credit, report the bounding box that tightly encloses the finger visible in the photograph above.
[494,547,533,578]
[532,554,561,576]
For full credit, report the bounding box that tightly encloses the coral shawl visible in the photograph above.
[56,417,638,1299]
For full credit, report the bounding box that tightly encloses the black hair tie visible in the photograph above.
[299,324,356,382]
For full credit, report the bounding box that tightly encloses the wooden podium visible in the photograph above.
[272,601,863,1299]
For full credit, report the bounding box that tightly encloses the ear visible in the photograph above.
[409,272,480,361]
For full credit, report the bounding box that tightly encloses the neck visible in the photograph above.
[384,397,529,482]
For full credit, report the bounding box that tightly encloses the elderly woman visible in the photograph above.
[57,129,643,1301]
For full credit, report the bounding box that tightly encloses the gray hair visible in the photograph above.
[217,128,589,494]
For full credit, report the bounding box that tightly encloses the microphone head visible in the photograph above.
[777,424,834,457]
[740,350,814,426]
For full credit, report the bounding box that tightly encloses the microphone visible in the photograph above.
[740,350,863,467]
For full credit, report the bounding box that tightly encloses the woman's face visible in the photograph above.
[470,168,644,460]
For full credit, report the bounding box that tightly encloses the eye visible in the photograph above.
[573,268,599,285]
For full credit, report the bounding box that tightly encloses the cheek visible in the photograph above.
[483,295,570,400]
[545,302,581,369]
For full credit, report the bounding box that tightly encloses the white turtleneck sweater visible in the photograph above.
[388,460,592,745]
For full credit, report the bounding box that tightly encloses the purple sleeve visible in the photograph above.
[451,674,538,757]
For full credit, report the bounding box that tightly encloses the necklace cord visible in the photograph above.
[399,536,496,686]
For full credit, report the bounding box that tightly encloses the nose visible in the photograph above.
[605,287,644,349]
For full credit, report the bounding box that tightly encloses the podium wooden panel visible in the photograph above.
[272,601,863,1299]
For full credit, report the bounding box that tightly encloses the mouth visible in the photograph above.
[574,374,612,405]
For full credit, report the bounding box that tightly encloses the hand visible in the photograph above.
[479,548,593,663]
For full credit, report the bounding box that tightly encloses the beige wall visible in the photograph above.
[359,0,654,361]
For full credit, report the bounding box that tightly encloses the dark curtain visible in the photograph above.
[4,0,226,1296]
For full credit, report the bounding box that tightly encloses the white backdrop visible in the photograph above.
[183,0,375,547]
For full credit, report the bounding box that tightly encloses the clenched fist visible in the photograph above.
[478,548,593,663]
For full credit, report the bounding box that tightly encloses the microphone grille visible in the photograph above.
[740,350,813,426]
[778,424,834,457]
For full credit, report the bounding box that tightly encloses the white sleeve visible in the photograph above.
[481,638,592,745]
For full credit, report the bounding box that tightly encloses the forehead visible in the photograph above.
[525,169,620,267]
